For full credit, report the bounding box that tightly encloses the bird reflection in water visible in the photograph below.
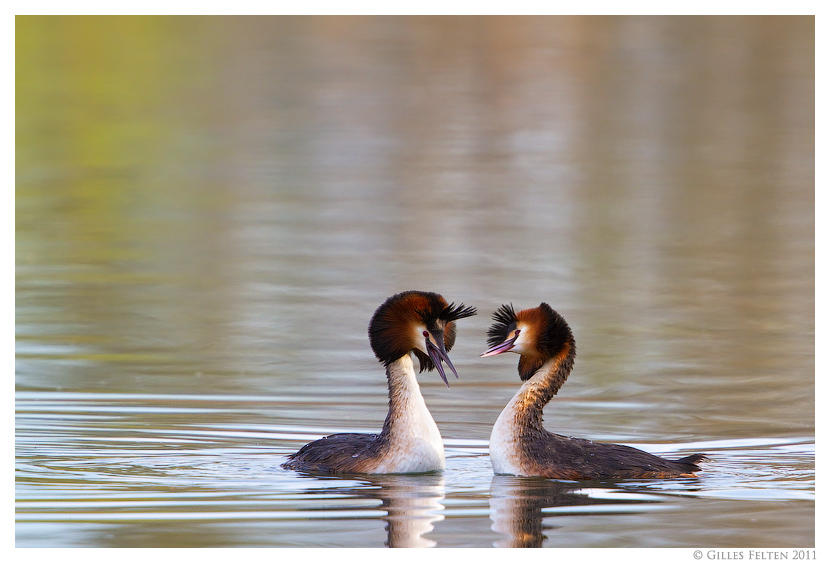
[489,476,645,547]
[373,474,445,548]
[296,473,445,548]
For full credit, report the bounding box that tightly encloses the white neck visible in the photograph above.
[374,354,445,473]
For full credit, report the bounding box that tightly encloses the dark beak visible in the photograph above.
[425,333,459,387]
[481,330,520,357]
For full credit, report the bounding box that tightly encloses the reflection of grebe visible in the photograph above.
[482,303,707,479]
[374,474,445,547]
[282,291,476,474]
[489,476,605,547]
[299,475,445,547]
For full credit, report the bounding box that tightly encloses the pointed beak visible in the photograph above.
[481,330,520,357]
[425,333,459,387]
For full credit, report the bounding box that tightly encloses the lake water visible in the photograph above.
[16,16,814,548]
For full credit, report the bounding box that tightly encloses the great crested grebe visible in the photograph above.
[482,303,707,480]
[282,291,476,474]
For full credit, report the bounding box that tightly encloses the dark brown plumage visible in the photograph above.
[282,433,384,473]
[485,303,707,480]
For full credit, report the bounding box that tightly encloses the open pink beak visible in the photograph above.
[480,330,520,357]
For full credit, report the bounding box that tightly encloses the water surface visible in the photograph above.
[16,16,814,547]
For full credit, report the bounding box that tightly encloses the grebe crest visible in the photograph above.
[483,302,707,480]
[282,291,476,474]
[370,290,477,385]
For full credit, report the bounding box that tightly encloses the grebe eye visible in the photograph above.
[515,329,521,336]
[423,331,430,338]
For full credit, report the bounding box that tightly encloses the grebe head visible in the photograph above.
[369,291,477,386]
[481,303,574,380]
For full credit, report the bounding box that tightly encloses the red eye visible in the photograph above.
[423,331,430,337]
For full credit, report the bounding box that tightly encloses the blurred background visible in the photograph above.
[16,16,814,548]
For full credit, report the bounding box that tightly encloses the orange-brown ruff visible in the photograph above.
[484,303,707,480]
[282,291,476,474]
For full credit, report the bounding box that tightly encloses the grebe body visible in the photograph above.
[483,303,706,480]
[282,291,475,474]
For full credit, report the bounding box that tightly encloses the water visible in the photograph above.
[16,16,814,547]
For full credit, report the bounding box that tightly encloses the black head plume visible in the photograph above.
[439,302,477,323]
[487,303,517,348]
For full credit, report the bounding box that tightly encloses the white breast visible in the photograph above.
[375,405,444,473]
[489,390,526,476]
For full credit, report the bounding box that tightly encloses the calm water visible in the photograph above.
[16,16,814,547]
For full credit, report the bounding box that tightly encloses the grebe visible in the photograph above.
[482,303,707,480]
[282,291,476,474]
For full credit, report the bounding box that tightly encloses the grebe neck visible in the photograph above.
[512,342,575,431]
[379,354,441,441]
